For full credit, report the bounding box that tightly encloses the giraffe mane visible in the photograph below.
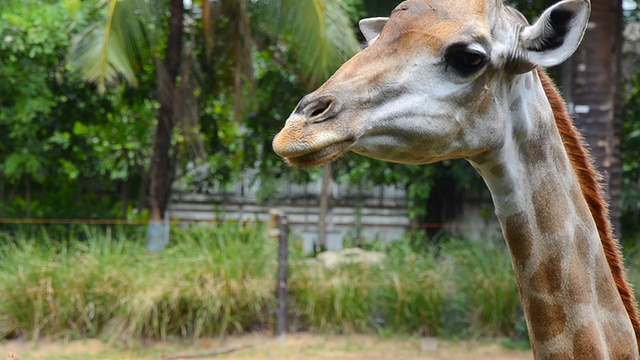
[537,67,640,350]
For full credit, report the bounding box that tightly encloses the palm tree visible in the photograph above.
[69,0,361,250]
[561,0,624,234]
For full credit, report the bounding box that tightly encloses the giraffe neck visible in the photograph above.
[469,71,638,358]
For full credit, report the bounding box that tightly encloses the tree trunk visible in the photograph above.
[563,0,623,235]
[147,0,184,251]
[148,0,184,222]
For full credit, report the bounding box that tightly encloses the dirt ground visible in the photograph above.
[1,332,533,360]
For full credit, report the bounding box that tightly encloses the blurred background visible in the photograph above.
[1,0,640,355]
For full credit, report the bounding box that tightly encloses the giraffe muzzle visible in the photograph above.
[272,94,355,168]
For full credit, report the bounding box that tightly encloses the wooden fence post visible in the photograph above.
[275,211,288,342]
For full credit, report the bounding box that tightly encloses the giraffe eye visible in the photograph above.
[445,46,488,76]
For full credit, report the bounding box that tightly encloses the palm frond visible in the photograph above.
[68,0,159,92]
[256,0,361,87]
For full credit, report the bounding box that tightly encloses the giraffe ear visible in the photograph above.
[515,0,590,71]
[359,17,388,46]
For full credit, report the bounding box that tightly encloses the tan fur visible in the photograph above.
[538,67,640,351]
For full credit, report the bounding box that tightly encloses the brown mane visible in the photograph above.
[537,67,640,350]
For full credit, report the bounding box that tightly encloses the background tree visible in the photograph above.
[2,0,636,242]
[69,0,361,250]
[0,0,151,220]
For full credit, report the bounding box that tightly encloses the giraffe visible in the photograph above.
[272,0,640,357]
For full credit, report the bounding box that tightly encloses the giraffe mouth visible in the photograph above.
[283,140,353,168]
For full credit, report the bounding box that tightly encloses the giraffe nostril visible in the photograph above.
[310,105,328,118]
[300,95,339,122]
[308,98,333,119]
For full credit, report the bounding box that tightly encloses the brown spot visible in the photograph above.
[529,255,563,296]
[489,164,506,178]
[603,320,637,359]
[595,255,625,313]
[572,325,606,359]
[566,227,593,303]
[510,97,522,112]
[532,174,570,236]
[566,253,591,304]
[503,212,533,271]
[527,296,566,342]
[520,139,548,167]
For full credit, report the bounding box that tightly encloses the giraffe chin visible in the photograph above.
[283,140,353,168]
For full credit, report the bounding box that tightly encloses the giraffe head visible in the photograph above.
[272,0,590,167]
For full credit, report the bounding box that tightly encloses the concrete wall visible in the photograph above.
[168,177,410,250]
[168,175,502,249]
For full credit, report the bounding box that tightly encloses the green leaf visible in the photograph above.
[255,0,361,87]
[73,121,89,135]
[68,0,157,92]
[4,153,42,181]
[63,0,82,20]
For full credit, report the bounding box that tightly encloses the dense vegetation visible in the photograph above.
[0,225,524,342]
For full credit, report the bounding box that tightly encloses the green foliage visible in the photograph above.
[622,74,640,238]
[0,0,483,224]
[68,0,159,91]
[623,241,640,301]
[256,0,362,86]
[0,0,71,181]
[0,0,154,219]
[506,0,551,21]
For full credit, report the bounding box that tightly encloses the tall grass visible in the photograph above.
[0,224,275,342]
[442,240,523,338]
[4,225,614,344]
[373,242,448,336]
[289,262,377,333]
[287,240,520,338]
